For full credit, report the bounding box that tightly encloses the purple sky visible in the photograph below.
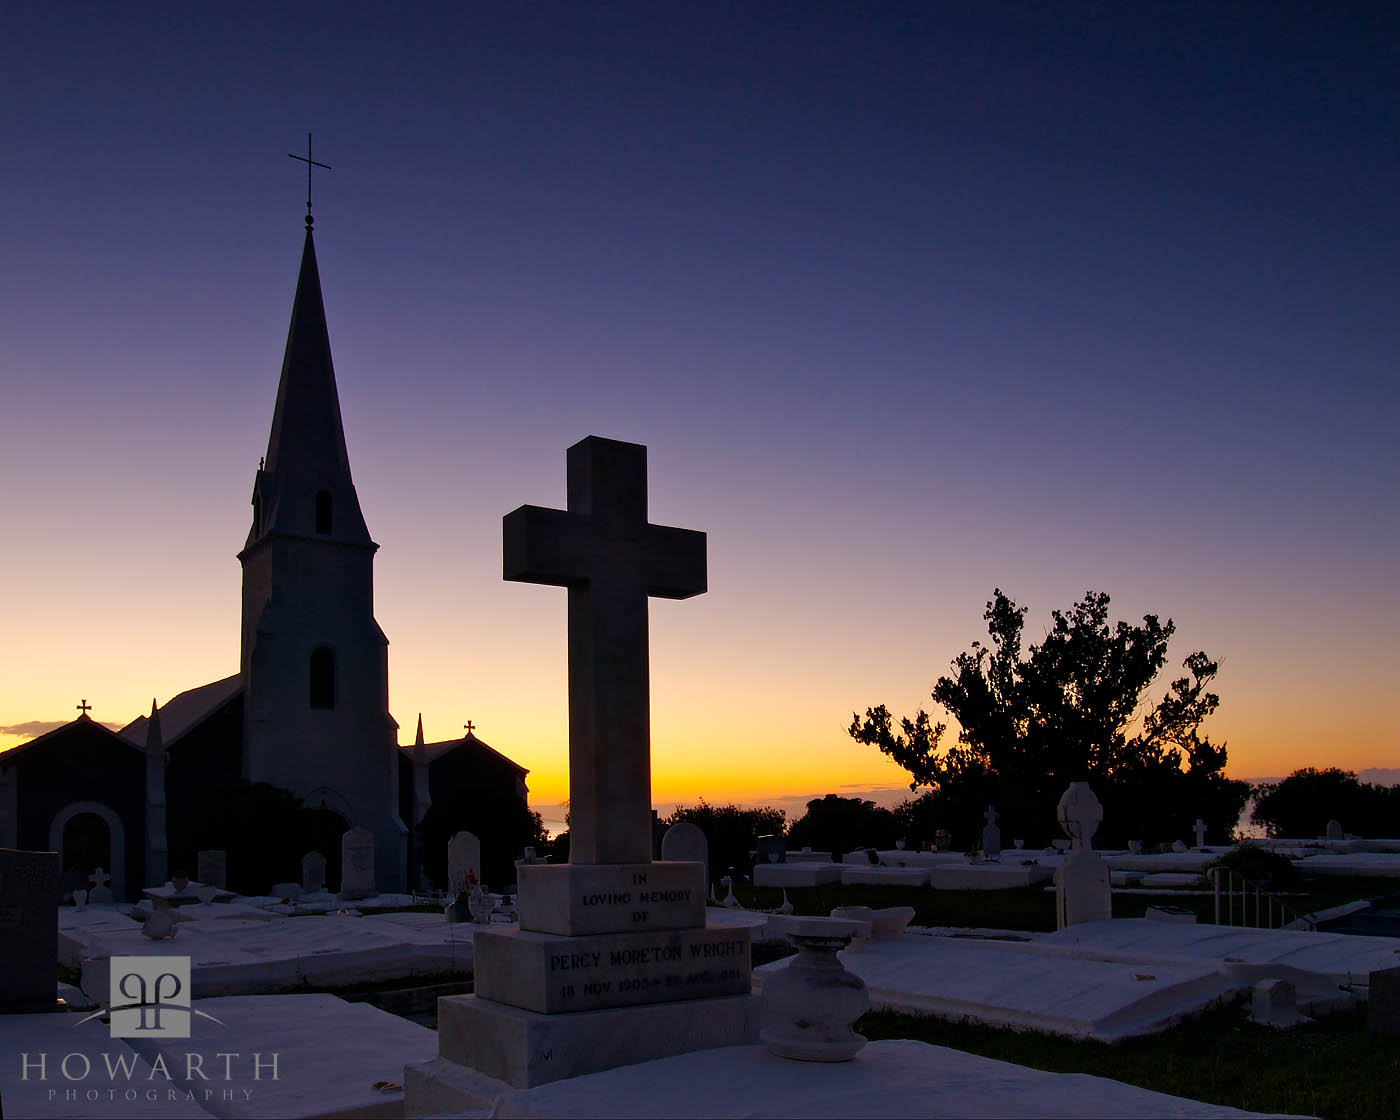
[2,2,1396,806]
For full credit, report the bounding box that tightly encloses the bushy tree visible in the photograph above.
[666,801,786,883]
[785,794,900,856]
[1252,768,1399,839]
[850,589,1249,848]
[172,779,316,894]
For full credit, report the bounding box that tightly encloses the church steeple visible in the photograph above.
[244,226,372,551]
[236,211,404,890]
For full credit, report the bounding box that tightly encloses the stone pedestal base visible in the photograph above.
[474,923,750,1013]
[418,992,762,1095]
[516,861,706,935]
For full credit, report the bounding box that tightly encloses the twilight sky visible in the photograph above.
[2,2,1396,812]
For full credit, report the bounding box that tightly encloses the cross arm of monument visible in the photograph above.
[502,506,705,598]
[503,505,592,586]
[641,524,706,599]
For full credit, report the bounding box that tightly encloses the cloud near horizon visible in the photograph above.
[0,719,123,739]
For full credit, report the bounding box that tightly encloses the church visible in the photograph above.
[0,213,530,900]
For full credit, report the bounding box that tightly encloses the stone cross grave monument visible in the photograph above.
[1194,818,1207,850]
[1054,782,1112,928]
[418,437,759,1102]
[981,804,1002,859]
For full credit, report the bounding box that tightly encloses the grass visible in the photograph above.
[859,1001,1400,1120]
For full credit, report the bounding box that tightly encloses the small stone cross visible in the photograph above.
[1194,818,1207,849]
[76,699,92,716]
[89,867,110,889]
[504,436,706,865]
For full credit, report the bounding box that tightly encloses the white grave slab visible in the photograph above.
[1042,918,1400,989]
[755,934,1233,1042]
[411,1039,1288,1118]
[0,1011,214,1118]
[840,866,931,887]
[118,994,437,1119]
[931,863,1054,890]
[78,911,477,999]
[753,863,843,888]
[1291,852,1400,877]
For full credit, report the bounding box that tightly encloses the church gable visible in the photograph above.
[2,716,144,901]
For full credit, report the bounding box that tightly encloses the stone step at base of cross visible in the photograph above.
[410,991,763,1103]
[474,923,751,1014]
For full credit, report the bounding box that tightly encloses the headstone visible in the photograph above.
[72,888,88,912]
[272,882,301,899]
[340,827,377,900]
[1013,838,1024,850]
[0,847,60,1011]
[1171,839,1189,854]
[1368,966,1400,1038]
[1053,783,1112,929]
[88,866,114,904]
[1250,978,1309,1028]
[197,850,227,890]
[194,885,217,904]
[1193,820,1207,850]
[415,438,754,1103]
[662,821,708,865]
[1326,819,1344,841]
[447,831,482,894]
[1128,839,1143,854]
[981,804,1002,859]
[302,850,326,893]
[754,834,785,865]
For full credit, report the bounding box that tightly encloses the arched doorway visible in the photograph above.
[302,808,348,891]
[49,801,127,900]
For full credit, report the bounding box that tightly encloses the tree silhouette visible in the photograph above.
[850,589,1249,848]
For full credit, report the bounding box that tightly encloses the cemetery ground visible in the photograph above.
[860,1001,1398,1120]
[735,878,1400,1120]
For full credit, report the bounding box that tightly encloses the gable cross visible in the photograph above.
[76,699,92,717]
[504,436,706,865]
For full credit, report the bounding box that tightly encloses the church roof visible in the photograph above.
[400,730,528,774]
[119,674,243,748]
[1,713,140,765]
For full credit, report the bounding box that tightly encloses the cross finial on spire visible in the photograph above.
[76,699,92,717]
[464,720,476,736]
[288,132,332,231]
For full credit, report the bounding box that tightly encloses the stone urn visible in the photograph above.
[467,885,494,924]
[761,915,871,1061]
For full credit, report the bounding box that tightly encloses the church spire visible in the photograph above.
[244,224,373,550]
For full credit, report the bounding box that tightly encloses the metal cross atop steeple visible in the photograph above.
[463,721,476,735]
[288,133,332,230]
[76,699,92,716]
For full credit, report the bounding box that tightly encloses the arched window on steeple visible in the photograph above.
[309,647,335,709]
[315,490,333,535]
